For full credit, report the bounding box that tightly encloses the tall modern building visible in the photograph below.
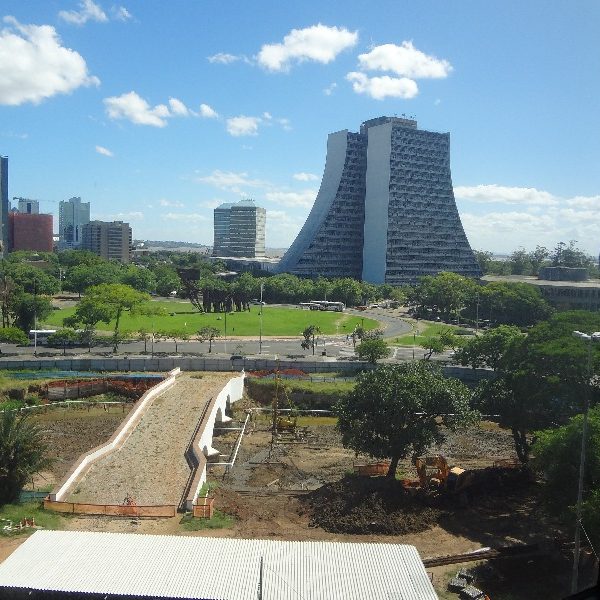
[213,199,266,258]
[0,156,8,255]
[82,220,132,263]
[59,196,90,248]
[277,117,481,284]
[16,198,39,214]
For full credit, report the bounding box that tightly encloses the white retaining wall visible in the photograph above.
[189,372,245,507]
[50,368,180,502]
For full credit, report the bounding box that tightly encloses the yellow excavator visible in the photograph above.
[414,455,473,494]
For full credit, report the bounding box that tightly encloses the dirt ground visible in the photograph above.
[1,391,588,598]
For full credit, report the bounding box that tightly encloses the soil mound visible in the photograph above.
[301,475,443,535]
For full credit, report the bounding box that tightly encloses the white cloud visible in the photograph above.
[293,172,319,182]
[159,198,184,207]
[200,199,226,209]
[163,212,207,222]
[104,91,171,127]
[207,52,241,64]
[95,145,113,157]
[257,23,358,72]
[199,103,218,118]
[346,72,418,100]
[59,0,108,25]
[265,190,317,208]
[0,17,100,106]
[99,211,144,221]
[112,6,132,21]
[565,195,600,209]
[454,184,559,206]
[226,115,261,136]
[195,170,267,193]
[278,117,292,131]
[358,42,452,79]
[323,82,337,96]
[168,97,191,117]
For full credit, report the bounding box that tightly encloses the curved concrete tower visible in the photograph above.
[277,116,481,284]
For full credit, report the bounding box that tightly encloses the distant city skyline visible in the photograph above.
[0,1,598,254]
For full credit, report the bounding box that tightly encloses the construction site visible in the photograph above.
[1,368,595,599]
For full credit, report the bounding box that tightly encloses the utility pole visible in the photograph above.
[571,330,600,593]
[259,282,264,354]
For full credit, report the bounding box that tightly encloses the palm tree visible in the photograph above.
[0,411,50,505]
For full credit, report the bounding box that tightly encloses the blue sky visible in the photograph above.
[1,0,599,255]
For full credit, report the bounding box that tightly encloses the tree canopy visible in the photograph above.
[336,363,477,477]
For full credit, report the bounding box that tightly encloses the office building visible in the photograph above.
[59,196,90,248]
[213,199,266,258]
[82,220,132,263]
[0,156,8,255]
[277,117,481,284]
[8,213,53,252]
[16,197,40,214]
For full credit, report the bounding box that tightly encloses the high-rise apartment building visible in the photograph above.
[213,199,266,258]
[8,213,53,252]
[16,198,39,214]
[59,196,90,248]
[277,117,480,284]
[82,220,132,263]
[0,156,8,255]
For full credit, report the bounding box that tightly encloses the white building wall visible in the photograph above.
[362,122,392,284]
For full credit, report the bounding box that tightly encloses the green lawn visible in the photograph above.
[43,301,379,337]
[0,502,65,536]
[391,321,465,346]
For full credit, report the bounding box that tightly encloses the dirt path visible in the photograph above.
[68,373,230,506]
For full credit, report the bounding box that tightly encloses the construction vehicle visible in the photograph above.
[276,415,298,432]
[413,455,474,494]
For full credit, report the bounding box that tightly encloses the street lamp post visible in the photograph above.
[571,330,600,593]
[33,278,38,357]
[259,282,264,354]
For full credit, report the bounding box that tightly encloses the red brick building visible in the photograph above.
[8,213,54,252]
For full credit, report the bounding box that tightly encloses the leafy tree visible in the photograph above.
[0,327,28,353]
[474,311,600,462]
[4,264,59,295]
[507,247,532,275]
[355,338,391,363]
[152,264,181,297]
[420,328,463,360]
[64,262,122,297]
[57,249,103,268]
[11,293,53,333]
[411,272,478,321]
[474,250,494,274]
[0,411,51,505]
[336,363,477,478]
[330,277,363,307]
[529,245,549,275]
[64,295,113,352]
[533,407,600,548]
[453,325,523,370]
[198,326,220,353]
[138,327,151,353]
[301,325,321,355]
[120,265,157,294]
[81,284,150,352]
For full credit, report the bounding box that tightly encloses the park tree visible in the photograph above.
[474,250,494,274]
[301,325,321,355]
[152,264,181,297]
[0,327,28,353]
[47,328,79,355]
[198,326,220,353]
[120,265,157,294]
[3,263,59,296]
[0,411,50,505]
[507,248,532,275]
[336,363,477,478]
[355,338,391,363]
[533,406,600,548]
[80,284,150,352]
[64,262,122,297]
[420,328,463,360]
[11,293,53,333]
[64,295,113,352]
[474,311,600,462]
[412,272,478,321]
[453,325,523,371]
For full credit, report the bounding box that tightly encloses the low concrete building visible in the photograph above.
[82,220,132,263]
[0,530,438,600]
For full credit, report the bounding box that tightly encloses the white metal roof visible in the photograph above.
[0,530,437,600]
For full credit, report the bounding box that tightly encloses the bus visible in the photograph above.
[300,301,345,312]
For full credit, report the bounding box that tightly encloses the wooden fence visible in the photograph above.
[44,498,176,518]
[192,496,214,519]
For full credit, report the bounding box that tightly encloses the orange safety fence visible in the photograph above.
[192,496,214,519]
[353,461,390,477]
[44,498,176,518]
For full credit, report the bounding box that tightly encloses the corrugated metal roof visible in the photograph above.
[0,530,438,599]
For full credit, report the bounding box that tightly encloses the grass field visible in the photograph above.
[44,301,379,337]
[391,321,466,346]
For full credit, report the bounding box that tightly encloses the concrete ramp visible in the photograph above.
[67,374,232,506]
